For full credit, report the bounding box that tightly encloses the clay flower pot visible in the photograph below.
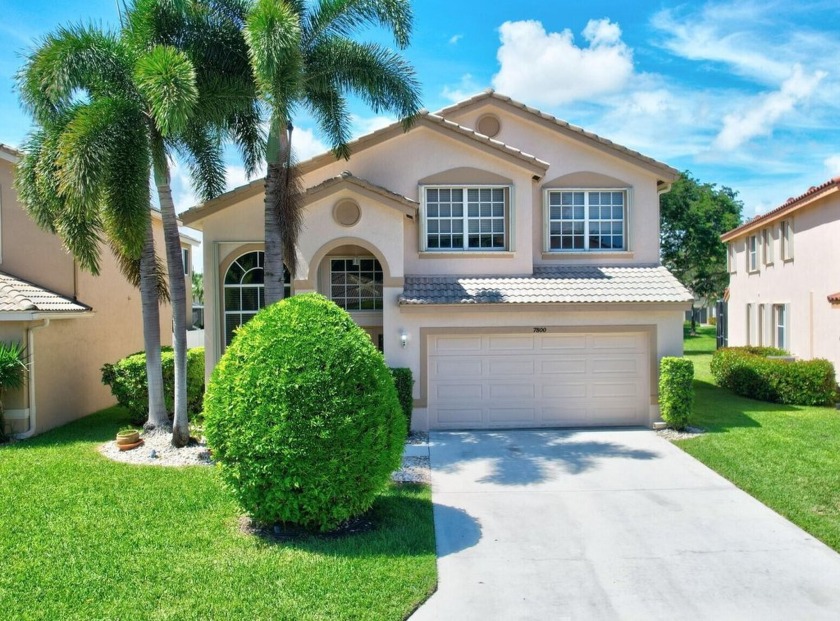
[116,430,140,445]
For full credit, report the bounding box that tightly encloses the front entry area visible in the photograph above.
[427,330,650,429]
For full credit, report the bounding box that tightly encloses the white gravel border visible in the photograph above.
[656,426,706,441]
[99,430,431,483]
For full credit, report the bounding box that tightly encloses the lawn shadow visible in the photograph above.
[2,406,131,449]
[431,429,658,486]
[692,379,801,433]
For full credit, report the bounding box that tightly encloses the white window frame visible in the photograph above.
[727,242,737,273]
[762,228,774,265]
[328,256,384,311]
[757,303,765,346]
[420,184,512,252]
[543,188,630,253]
[774,304,788,350]
[781,219,794,261]
[746,303,753,346]
[747,235,759,272]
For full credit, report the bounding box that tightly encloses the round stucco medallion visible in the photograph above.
[476,114,501,138]
[333,199,362,227]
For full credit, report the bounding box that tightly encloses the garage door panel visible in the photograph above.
[488,359,534,376]
[488,407,536,423]
[434,383,483,400]
[540,358,586,375]
[488,335,535,351]
[489,383,536,399]
[428,331,649,430]
[433,358,483,376]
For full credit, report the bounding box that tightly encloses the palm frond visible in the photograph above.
[134,45,198,136]
[15,129,63,233]
[108,227,170,302]
[54,196,104,275]
[305,86,352,159]
[306,0,413,48]
[177,124,227,201]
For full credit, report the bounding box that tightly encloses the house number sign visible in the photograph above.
[533,327,547,333]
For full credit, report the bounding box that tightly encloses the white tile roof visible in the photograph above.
[400,265,693,305]
[0,272,90,313]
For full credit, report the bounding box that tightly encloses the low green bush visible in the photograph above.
[659,357,694,430]
[204,293,406,532]
[711,347,837,406]
[101,347,205,425]
[389,368,414,434]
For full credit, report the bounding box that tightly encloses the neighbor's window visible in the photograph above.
[746,303,753,346]
[727,243,737,273]
[774,304,787,349]
[780,219,794,260]
[223,251,291,346]
[423,186,508,251]
[762,228,773,265]
[182,248,190,274]
[747,235,758,272]
[546,190,626,251]
[330,257,383,310]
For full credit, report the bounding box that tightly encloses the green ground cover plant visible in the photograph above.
[675,325,840,552]
[0,407,436,620]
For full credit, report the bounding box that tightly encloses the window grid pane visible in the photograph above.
[223,251,291,346]
[426,187,506,251]
[330,258,383,311]
[548,190,625,251]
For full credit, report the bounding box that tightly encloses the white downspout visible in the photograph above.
[15,319,49,439]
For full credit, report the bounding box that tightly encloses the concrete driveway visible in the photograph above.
[410,429,840,620]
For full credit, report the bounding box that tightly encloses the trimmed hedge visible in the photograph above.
[710,347,837,406]
[101,347,205,425]
[389,368,414,434]
[659,357,694,430]
[204,293,406,532]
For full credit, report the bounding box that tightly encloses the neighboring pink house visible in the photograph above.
[721,177,840,377]
[182,91,691,431]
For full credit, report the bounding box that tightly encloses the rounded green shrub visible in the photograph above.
[204,293,406,532]
[659,357,694,430]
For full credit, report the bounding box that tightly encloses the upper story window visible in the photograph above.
[747,235,758,272]
[330,257,383,310]
[546,190,626,251]
[223,251,291,346]
[727,242,737,273]
[780,219,794,261]
[182,248,190,275]
[422,186,509,251]
[762,228,773,265]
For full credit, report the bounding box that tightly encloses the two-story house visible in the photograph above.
[182,91,692,431]
[0,143,194,437]
[722,177,840,378]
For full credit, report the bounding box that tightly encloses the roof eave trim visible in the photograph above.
[0,310,93,321]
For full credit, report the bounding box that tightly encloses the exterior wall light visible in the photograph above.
[400,332,408,348]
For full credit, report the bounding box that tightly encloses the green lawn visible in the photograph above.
[0,408,436,620]
[678,325,840,551]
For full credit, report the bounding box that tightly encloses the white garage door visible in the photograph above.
[428,331,650,429]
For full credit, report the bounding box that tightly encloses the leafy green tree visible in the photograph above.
[243,0,421,303]
[191,271,204,306]
[660,171,743,333]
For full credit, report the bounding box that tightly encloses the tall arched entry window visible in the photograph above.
[223,251,290,346]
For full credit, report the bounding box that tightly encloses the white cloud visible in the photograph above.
[351,114,397,138]
[825,155,840,177]
[449,34,462,45]
[441,73,485,103]
[491,19,634,106]
[713,65,826,151]
[291,126,328,161]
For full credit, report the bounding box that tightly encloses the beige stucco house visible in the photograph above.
[0,143,192,437]
[722,177,840,378]
[183,91,692,430]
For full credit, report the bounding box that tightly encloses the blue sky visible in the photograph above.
[2,0,839,225]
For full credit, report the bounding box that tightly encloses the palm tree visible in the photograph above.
[123,0,262,446]
[16,27,173,429]
[17,4,259,441]
[244,0,422,303]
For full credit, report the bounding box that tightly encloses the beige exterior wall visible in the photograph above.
[727,194,840,378]
[190,97,685,429]
[0,158,174,436]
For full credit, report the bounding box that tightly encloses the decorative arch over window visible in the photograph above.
[223,251,290,345]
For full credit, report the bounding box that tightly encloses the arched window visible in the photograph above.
[223,251,290,345]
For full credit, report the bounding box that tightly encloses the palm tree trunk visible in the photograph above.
[140,221,169,430]
[153,162,190,448]
[264,119,287,305]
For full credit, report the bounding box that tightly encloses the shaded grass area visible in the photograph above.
[678,325,840,551]
[0,407,436,620]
